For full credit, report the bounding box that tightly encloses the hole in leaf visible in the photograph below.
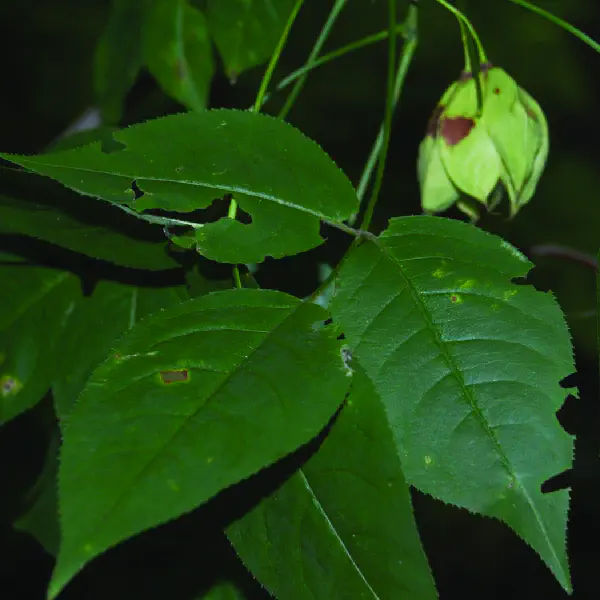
[541,469,571,493]
[560,372,579,389]
[131,180,145,201]
[149,194,252,228]
[160,370,189,384]
[556,393,579,436]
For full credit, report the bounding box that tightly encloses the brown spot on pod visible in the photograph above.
[440,117,475,146]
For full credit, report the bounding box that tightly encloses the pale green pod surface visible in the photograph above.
[483,68,542,210]
[418,134,460,213]
[511,86,549,215]
[439,118,502,203]
[418,67,548,219]
[437,76,502,203]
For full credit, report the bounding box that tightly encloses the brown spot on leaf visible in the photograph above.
[493,87,501,95]
[160,370,189,384]
[440,117,475,146]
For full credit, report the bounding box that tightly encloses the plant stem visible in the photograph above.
[459,19,472,71]
[228,0,304,287]
[356,2,415,232]
[278,0,348,120]
[275,23,408,95]
[356,0,397,233]
[355,7,417,213]
[232,266,242,288]
[506,0,600,53]
[435,0,488,63]
[311,2,420,304]
[530,245,599,272]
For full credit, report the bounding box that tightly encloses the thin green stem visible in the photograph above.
[435,0,488,63]
[310,2,420,306]
[356,2,417,231]
[278,0,347,120]
[276,23,408,93]
[252,0,305,115]
[506,0,600,53]
[459,19,472,71]
[355,13,417,210]
[357,0,397,233]
[228,0,304,285]
[233,265,242,289]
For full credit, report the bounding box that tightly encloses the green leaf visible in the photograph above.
[205,0,296,78]
[228,365,437,600]
[94,0,144,123]
[0,264,80,425]
[0,195,179,271]
[1,110,358,264]
[53,280,187,421]
[143,0,214,111]
[14,433,61,556]
[49,126,120,153]
[49,289,350,598]
[329,216,574,592]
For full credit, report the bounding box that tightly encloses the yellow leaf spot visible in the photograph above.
[459,279,475,289]
[1,375,22,397]
[424,455,433,465]
[503,289,518,300]
[207,457,214,464]
[83,543,94,555]
[167,479,180,492]
[449,293,463,305]
[432,268,446,278]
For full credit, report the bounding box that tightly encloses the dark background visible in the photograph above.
[1,0,599,598]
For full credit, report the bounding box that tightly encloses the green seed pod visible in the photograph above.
[418,65,549,219]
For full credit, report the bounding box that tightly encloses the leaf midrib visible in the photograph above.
[3,271,71,329]
[298,469,381,600]
[14,157,336,221]
[372,236,563,578]
[61,299,308,549]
